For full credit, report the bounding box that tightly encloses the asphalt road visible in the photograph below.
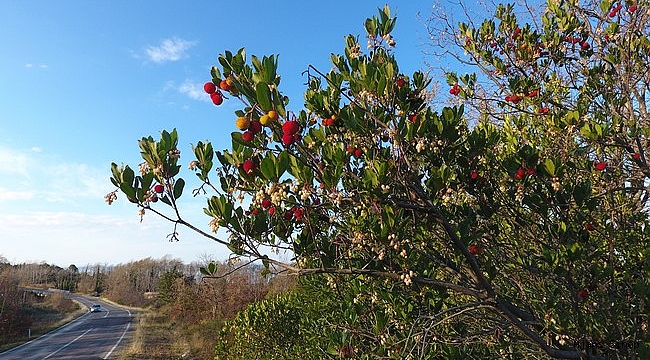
[0,294,135,360]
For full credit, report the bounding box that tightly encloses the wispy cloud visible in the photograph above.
[0,146,32,177]
[0,146,110,204]
[0,187,33,201]
[24,64,48,69]
[179,80,208,101]
[145,37,197,63]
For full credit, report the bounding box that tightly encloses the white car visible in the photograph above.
[89,304,101,312]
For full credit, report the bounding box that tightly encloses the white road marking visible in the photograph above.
[43,328,93,359]
[0,312,89,356]
[103,321,131,359]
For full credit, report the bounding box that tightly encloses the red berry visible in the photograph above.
[268,207,276,216]
[581,42,590,51]
[154,184,164,193]
[577,289,589,298]
[150,195,158,203]
[470,171,479,180]
[595,161,606,171]
[284,210,293,220]
[514,167,526,180]
[408,114,418,123]
[243,159,255,174]
[527,167,536,175]
[251,208,260,216]
[538,107,550,114]
[203,82,216,94]
[248,120,262,135]
[353,148,363,158]
[468,244,483,255]
[449,84,461,96]
[242,131,254,142]
[210,92,223,105]
[219,79,231,92]
[396,78,406,88]
[584,223,596,231]
[282,121,300,135]
[633,152,641,160]
[282,133,295,146]
[629,5,637,12]
[293,207,304,221]
[261,199,272,209]
[293,133,302,142]
[505,95,523,104]
[527,89,539,97]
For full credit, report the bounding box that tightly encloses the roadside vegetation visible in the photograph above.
[0,254,294,359]
[0,260,83,352]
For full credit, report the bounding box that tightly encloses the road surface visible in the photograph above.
[0,294,135,360]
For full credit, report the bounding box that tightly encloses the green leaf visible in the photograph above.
[277,151,289,180]
[256,82,272,111]
[120,183,136,202]
[544,158,556,176]
[573,181,591,206]
[173,178,185,199]
[260,155,277,182]
[123,166,135,186]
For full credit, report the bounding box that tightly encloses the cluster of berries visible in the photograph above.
[204,76,236,106]
[514,166,536,180]
[282,120,301,146]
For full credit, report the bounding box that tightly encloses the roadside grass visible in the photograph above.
[118,308,222,360]
[0,293,85,352]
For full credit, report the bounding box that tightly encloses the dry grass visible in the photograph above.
[118,310,191,360]
[0,293,85,352]
[117,308,221,360]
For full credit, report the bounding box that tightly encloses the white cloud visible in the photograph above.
[0,187,33,201]
[179,80,207,101]
[24,64,48,69]
[0,210,229,267]
[145,37,196,63]
[0,146,110,204]
[0,146,32,177]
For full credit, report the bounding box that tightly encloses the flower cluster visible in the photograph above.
[400,270,416,286]
[104,191,117,205]
[167,149,181,160]
[255,183,289,207]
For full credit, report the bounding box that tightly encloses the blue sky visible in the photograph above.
[0,1,438,267]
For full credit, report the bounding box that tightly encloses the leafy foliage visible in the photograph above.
[109,2,650,358]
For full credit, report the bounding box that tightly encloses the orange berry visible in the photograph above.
[259,114,272,126]
[236,116,250,130]
[267,110,279,121]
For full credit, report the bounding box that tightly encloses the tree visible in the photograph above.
[108,2,649,358]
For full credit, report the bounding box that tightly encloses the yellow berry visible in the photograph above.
[226,76,235,87]
[268,110,279,121]
[236,116,250,130]
[259,114,273,126]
